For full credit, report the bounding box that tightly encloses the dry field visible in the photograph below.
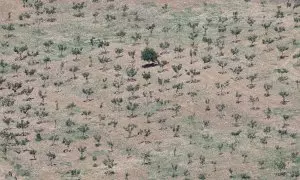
[0,0,299,179]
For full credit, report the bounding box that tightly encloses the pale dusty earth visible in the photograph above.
[0,0,299,180]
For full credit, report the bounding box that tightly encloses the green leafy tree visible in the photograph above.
[141,47,159,64]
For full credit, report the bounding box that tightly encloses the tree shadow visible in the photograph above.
[142,63,159,68]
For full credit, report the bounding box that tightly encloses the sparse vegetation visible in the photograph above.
[0,0,299,179]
